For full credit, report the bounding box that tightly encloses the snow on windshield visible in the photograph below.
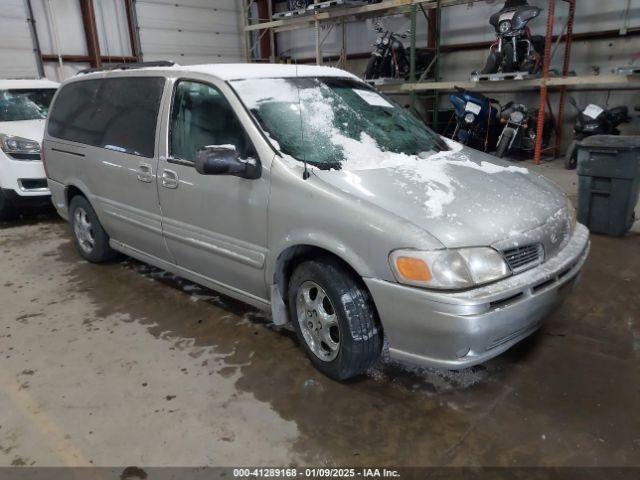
[231,76,447,169]
[232,77,529,218]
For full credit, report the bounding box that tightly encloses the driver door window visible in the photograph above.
[170,80,253,163]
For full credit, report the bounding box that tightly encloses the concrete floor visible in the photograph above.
[0,162,639,468]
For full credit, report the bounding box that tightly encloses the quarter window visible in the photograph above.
[170,80,254,163]
[48,77,165,158]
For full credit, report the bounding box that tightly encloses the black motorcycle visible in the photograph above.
[480,1,545,74]
[564,98,630,169]
[495,103,554,158]
[364,22,433,80]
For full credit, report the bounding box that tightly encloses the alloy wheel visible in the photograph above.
[73,207,95,254]
[295,281,341,362]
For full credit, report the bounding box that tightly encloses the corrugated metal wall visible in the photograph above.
[135,0,244,65]
[0,0,40,79]
[0,0,243,82]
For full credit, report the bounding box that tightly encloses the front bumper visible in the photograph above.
[364,224,590,369]
[1,188,52,209]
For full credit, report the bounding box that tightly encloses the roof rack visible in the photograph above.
[77,61,176,76]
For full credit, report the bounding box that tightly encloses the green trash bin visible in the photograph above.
[577,135,640,237]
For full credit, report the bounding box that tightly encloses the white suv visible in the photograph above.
[0,78,59,219]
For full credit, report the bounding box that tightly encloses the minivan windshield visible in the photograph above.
[0,89,56,122]
[231,77,447,169]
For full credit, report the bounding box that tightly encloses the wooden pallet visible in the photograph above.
[273,0,362,20]
[273,8,309,19]
[470,71,539,82]
[308,0,345,11]
[616,66,640,76]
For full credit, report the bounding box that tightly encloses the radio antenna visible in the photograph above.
[295,61,310,180]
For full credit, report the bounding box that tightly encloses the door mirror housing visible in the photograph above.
[194,145,260,179]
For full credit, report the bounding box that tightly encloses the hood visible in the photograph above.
[313,140,566,248]
[0,119,46,142]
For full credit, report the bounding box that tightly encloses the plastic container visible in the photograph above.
[577,135,640,237]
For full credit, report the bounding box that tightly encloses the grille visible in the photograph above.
[502,244,543,273]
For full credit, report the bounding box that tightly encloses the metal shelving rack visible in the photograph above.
[241,0,640,164]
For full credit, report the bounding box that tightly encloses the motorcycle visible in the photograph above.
[480,1,545,75]
[564,98,630,169]
[495,103,554,158]
[449,87,512,152]
[364,22,434,80]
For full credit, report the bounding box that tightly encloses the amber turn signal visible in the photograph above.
[395,257,432,282]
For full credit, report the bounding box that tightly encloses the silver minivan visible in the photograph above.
[44,63,590,380]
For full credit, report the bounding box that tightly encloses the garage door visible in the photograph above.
[136,0,244,65]
[0,0,39,79]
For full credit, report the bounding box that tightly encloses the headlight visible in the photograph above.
[464,112,475,123]
[375,37,382,45]
[565,196,577,233]
[389,247,511,290]
[510,111,524,123]
[0,134,41,160]
[382,37,390,45]
[499,20,511,33]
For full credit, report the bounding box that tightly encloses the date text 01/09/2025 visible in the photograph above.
[232,468,401,478]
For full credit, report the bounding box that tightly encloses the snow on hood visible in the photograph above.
[337,137,530,218]
[0,119,46,142]
[312,140,565,248]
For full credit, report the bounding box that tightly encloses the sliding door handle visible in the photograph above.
[161,169,179,189]
[136,163,153,183]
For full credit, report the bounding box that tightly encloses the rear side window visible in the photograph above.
[48,77,165,158]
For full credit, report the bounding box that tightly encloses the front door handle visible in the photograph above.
[161,169,179,189]
[136,163,153,183]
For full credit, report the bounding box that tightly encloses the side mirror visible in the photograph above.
[568,97,578,109]
[194,145,260,179]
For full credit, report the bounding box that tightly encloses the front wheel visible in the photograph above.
[564,140,578,170]
[496,128,514,158]
[480,50,500,75]
[288,257,382,380]
[364,56,379,80]
[502,42,516,73]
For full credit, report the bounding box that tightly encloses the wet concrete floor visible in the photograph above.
[0,212,638,467]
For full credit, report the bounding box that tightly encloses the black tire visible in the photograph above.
[0,190,17,221]
[69,195,118,263]
[502,42,516,73]
[287,257,382,380]
[564,140,578,170]
[496,129,514,158]
[480,50,500,75]
[364,56,379,80]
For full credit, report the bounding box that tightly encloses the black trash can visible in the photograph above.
[577,135,640,236]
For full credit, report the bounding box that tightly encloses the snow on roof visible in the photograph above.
[0,78,59,90]
[173,63,360,81]
[77,63,359,82]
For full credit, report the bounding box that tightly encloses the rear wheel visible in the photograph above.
[496,129,514,158]
[288,257,382,380]
[0,190,17,221]
[69,195,118,263]
[564,140,578,170]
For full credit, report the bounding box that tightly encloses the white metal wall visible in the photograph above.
[135,0,244,64]
[277,0,640,77]
[0,0,244,82]
[0,0,40,79]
